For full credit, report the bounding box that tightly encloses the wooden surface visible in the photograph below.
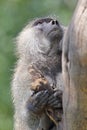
[62,0,87,130]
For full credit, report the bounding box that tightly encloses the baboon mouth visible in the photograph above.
[48,28,58,34]
[48,28,62,36]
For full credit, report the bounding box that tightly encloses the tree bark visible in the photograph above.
[62,0,87,130]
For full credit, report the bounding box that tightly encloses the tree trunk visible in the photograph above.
[62,0,87,130]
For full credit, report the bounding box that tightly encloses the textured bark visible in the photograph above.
[62,0,87,130]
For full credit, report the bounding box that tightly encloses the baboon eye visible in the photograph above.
[33,20,42,26]
[38,21,43,24]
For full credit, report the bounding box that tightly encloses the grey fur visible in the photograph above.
[12,17,64,130]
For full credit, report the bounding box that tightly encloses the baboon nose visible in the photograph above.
[51,20,59,26]
[52,20,55,25]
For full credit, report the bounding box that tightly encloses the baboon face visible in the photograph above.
[32,18,63,41]
[17,17,63,58]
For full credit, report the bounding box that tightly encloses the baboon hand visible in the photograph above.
[47,89,62,109]
[27,90,49,114]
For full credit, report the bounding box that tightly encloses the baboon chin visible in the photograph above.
[12,17,65,130]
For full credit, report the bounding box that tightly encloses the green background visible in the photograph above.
[0,0,76,130]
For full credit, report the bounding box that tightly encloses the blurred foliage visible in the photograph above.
[0,0,75,130]
[64,0,77,10]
